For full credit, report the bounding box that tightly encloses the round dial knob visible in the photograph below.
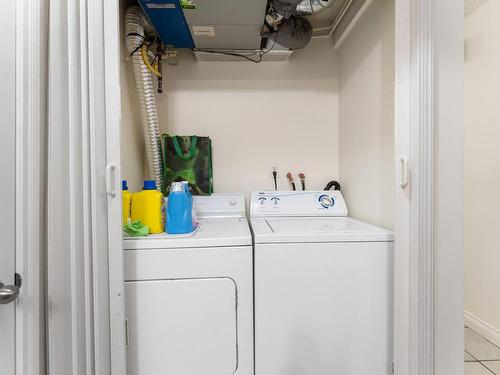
[319,195,335,208]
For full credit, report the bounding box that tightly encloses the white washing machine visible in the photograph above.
[250,191,394,375]
[124,194,253,375]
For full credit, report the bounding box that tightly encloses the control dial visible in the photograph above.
[319,194,335,209]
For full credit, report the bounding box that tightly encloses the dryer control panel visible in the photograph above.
[193,193,246,218]
[250,191,348,217]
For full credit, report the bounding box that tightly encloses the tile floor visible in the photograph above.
[465,326,500,374]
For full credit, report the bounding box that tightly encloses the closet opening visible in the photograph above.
[116,0,395,374]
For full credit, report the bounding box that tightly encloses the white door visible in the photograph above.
[125,278,238,375]
[0,1,19,374]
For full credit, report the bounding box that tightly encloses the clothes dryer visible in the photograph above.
[124,194,253,375]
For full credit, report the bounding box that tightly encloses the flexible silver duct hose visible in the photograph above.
[295,0,336,15]
[125,6,163,189]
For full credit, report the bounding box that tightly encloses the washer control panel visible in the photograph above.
[250,191,348,217]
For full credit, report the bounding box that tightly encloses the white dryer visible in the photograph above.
[124,194,253,375]
[250,191,394,375]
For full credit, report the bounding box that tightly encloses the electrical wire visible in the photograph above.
[193,49,264,63]
[151,44,168,66]
[156,43,164,94]
[260,36,278,59]
[193,28,280,63]
[133,19,280,65]
[127,32,146,57]
[141,44,162,77]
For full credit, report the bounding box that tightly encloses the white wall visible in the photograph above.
[464,0,500,345]
[121,38,340,195]
[337,0,395,229]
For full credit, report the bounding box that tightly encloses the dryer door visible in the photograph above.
[125,278,238,375]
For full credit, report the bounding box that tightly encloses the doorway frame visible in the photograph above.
[394,0,463,374]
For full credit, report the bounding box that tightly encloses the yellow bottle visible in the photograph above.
[131,180,164,234]
[122,180,132,225]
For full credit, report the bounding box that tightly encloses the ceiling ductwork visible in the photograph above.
[295,0,336,15]
[135,0,358,62]
[269,0,337,18]
[263,0,338,50]
[268,0,304,19]
[263,16,313,50]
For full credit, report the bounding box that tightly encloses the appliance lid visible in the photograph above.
[124,217,252,250]
[251,217,394,243]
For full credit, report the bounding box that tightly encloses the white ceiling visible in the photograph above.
[465,0,489,17]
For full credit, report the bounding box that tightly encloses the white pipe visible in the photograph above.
[125,6,163,189]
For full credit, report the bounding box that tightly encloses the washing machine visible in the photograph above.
[250,191,394,375]
[124,193,253,375]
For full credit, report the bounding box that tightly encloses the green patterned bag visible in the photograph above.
[161,135,213,195]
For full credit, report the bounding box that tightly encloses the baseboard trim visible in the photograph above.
[465,311,500,348]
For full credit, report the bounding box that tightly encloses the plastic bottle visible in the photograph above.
[166,182,193,234]
[122,180,132,225]
[181,181,198,230]
[131,180,164,234]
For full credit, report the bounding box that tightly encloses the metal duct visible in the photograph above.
[270,0,304,19]
[125,6,163,189]
[295,0,336,15]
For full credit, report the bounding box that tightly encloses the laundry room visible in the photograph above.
[117,0,395,374]
[110,0,398,374]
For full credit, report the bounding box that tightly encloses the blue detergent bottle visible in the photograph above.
[166,182,193,234]
[181,181,199,230]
